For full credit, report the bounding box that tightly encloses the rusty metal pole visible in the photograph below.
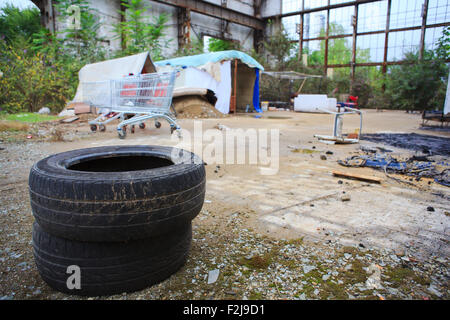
[350,3,358,91]
[324,0,330,76]
[299,0,305,62]
[382,0,392,91]
[233,59,237,114]
[419,0,429,60]
[299,14,304,60]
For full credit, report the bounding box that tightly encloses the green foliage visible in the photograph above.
[262,28,294,68]
[0,4,41,44]
[384,50,448,111]
[0,39,78,113]
[4,112,60,122]
[114,0,170,60]
[0,1,171,114]
[436,26,450,61]
[0,1,102,113]
[53,0,107,62]
[207,37,239,52]
[171,37,205,58]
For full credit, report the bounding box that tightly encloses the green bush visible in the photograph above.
[384,51,448,111]
[0,40,80,113]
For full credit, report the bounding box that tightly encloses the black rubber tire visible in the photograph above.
[155,121,161,129]
[33,222,191,297]
[139,123,145,129]
[29,145,205,242]
[99,124,106,132]
[90,125,97,132]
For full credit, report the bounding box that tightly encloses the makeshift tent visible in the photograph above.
[155,50,264,114]
[71,51,156,105]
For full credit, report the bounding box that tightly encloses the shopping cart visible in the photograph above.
[82,71,180,139]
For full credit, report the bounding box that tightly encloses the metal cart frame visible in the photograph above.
[82,71,180,139]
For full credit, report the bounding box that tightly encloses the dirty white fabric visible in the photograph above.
[184,67,218,93]
[157,62,231,114]
[173,87,208,97]
[214,61,231,114]
[198,61,222,82]
[72,51,156,103]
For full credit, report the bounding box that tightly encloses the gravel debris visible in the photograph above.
[0,141,448,300]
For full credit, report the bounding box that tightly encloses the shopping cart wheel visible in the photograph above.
[131,125,135,134]
[90,125,97,132]
[118,127,127,139]
[99,124,106,132]
[155,121,161,129]
[170,126,176,134]
[139,123,145,129]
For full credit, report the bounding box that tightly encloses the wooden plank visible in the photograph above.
[332,170,382,183]
[60,116,80,123]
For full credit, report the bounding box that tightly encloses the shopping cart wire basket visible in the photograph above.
[82,71,180,139]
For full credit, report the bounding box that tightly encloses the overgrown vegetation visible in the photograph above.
[0,0,170,114]
[208,37,239,52]
[258,24,448,111]
[0,2,448,114]
[114,0,170,59]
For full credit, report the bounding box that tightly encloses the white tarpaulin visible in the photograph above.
[214,61,231,114]
[157,61,231,114]
[72,51,156,104]
[294,94,338,113]
[155,51,263,114]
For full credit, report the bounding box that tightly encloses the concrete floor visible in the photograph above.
[19,110,450,261]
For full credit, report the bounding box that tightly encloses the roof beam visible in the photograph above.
[151,0,264,30]
[267,0,381,19]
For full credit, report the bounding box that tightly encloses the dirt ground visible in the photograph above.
[0,109,449,300]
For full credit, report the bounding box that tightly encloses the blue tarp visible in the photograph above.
[154,50,264,70]
[253,68,262,113]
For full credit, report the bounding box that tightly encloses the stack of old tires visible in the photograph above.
[29,145,205,296]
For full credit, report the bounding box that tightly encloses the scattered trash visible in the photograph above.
[427,206,435,212]
[303,265,316,273]
[37,107,50,115]
[340,195,351,202]
[26,135,32,139]
[314,107,363,144]
[289,146,318,154]
[365,264,383,290]
[58,109,76,117]
[332,170,382,184]
[361,133,450,157]
[427,284,443,297]
[360,145,393,153]
[60,116,79,124]
[207,269,220,284]
[338,154,450,187]
[215,123,230,131]
[320,155,327,160]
